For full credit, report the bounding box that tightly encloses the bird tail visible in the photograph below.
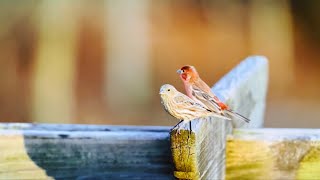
[225,109,250,123]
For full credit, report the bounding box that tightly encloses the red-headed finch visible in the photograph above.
[177,65,250,123]
[159,84,230,133]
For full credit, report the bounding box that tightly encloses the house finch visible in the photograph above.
[177,65,250,123]
[159,84,230,133]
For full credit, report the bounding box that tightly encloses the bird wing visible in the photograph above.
[174,93,211,112]
[194,79,230,109]
[173,92,231,121]
[191,85,222,113]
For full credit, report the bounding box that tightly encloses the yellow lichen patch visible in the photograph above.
[0,134,53,180]
[174,171,197,179]
[270,140,311,179]
[226,139,273,180]
[171,130,198,180]
[297,143,320,180]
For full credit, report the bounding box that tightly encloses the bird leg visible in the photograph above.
[189,121,192,135]
[171,120,183,131]
[175,120,185,135]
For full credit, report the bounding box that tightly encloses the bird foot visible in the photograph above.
[171,126,181,136]
[175,128,181,135]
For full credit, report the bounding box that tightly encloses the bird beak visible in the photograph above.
[177,69,183,74]
[159,91,164,95]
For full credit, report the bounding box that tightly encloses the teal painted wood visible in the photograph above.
[0,123,174,180]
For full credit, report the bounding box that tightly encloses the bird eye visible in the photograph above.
[167,89,170,91]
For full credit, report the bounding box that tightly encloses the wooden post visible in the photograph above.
[171,56,269,179]
[171,117,231,179]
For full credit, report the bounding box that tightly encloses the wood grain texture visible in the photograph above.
[170,117,232,180]
[1,123,320,180]
[212,56,268,128]
[0,123,174,180]
[170,56,269,179]
[227,128,320,180]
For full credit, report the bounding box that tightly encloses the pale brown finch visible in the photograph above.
[159,84,230,132]
[177,65,250,123]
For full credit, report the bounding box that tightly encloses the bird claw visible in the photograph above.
[171,125,181,136]
[175,128,181,135]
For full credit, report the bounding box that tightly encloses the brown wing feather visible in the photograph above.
[191,86,221,113]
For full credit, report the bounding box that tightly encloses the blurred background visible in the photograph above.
[0,0,319,127]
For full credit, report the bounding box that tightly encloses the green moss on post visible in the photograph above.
[170,117,232,180]
[171,130,198,180]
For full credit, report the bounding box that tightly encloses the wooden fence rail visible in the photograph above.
[1,124,319,179]
[0,56,319,180]
[0,124,172,179]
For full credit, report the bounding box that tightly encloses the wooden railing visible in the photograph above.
[1,56,319,180]
[0,124,172,179]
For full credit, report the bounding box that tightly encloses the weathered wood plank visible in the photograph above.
[0,123,171,132]
[212,55,268,128]
[227,128,320,180]
[1,123,320,180]
[0,123,173,180]
[170,56,268,179]
[171,117,231,180]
